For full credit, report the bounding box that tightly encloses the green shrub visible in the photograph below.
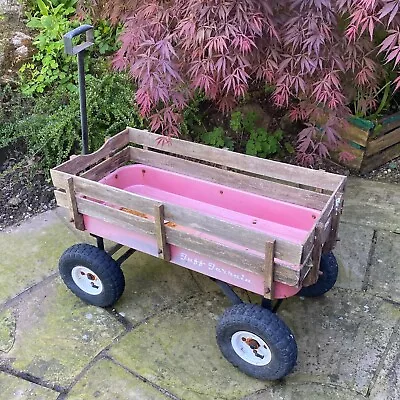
[230,111,283,158]
[20,0,121,95]
[0,73,143,171]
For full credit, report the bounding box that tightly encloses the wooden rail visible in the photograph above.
[51,127,347,293]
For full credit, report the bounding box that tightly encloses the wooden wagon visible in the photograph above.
[51,127,347,380]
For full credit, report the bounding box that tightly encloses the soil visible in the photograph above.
[0,146,56,230]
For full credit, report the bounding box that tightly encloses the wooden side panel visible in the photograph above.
[81,147,131,181]
[330,146,364,171]
[339,123,370,147]
[65,177,85,230]
[365,127,400,156]
[73,196,301,285]
[264,241,276,299]
[361,143,400,173]
[154,204,170,261]
[130,147,330,211]
[128,128,343,192]
[55,187,304,264]
[51,129,129,175]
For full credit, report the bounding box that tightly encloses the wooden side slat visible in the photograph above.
[52,129,129,175]
[378,111,400,135]
[81,147,131,181]
[73,196,301,286]
[302,223,324,287]
[77,197,155,235]
[340,123,370,147]
[361,143,400,173]
[65,177,85,230]
[52,171,157,215]
[365,127,400,156]
[130,147,330,211]
[154,204,170,261]
[331,146,364,170]
[264,241,275,300]
[162,203,302,264]
[128,128,343,192]
[55,187,303,264]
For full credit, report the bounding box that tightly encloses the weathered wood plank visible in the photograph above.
[264,241,275,300]
[365,127,400,156]
[302,223,324,287]
[65,177,85,230]
[378,111,400,135]
[74,196,301,286]
[130,147,330,210]
[52,171,158,214]
[154,204,170,261]
[81,147,131,181]
[162,203,303,264]
[77,197,155,235]
[54,187,303,264]
[340,123,370,147]
[52,129,129,175]
[361,143,400,173]
[331,145,364,170]
[128,127,343,191]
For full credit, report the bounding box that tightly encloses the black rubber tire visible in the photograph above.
[216,304,297,380]
[298,251,338,297]
[59,243,125,307]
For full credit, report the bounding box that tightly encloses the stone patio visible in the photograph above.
[0,177,398,399]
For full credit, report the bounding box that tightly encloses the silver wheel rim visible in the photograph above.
[71,266,104,295]
[231,331,272,366]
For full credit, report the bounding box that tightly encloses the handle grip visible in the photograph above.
[63,24,94,55]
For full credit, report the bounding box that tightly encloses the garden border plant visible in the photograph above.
[77,0,400,165]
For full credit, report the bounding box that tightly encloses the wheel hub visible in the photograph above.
[71,266,104,295]
[231,331,272,366]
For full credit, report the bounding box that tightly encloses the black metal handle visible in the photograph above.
[63,24,94,55]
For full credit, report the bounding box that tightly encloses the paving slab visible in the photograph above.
[0,278,125,388]
[114,252,201,324]
[280,289,399,395]
[334,222,374,290]
[369,326,400,400]
[0,371,58,399]
[0,210,82,305]
[66,358,168,400]
[109,289,399,399]
[242,382,365,400]
[110,294,275,400]
[367,230,400,303]
[341,177,400,232]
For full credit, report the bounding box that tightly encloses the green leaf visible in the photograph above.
[284,142,295,154]
[37,0,49,16]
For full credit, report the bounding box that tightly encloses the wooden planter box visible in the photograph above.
[332,112,400,172]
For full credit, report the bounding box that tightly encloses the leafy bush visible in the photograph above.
[201,127,234,150]
[230,111,283,158]
[20,0,120,95]
[78,0,400,164]
[0,73,143,170]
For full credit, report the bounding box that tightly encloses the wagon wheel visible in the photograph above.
[59,243,125,307]
[216,304,297,380]
[298,251,338,297]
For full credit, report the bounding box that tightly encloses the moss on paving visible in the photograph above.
[0,308,16,352]
[0,211,81,304]
[0,371,58,399]
[1,279,125,387]
[110,295,274,400]
[67,358,168,399]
